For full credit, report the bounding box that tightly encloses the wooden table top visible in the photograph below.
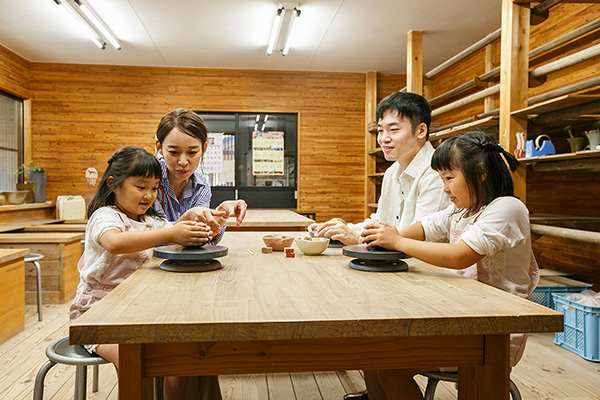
[23,223,86,232]
[70,232,563,346]
[0,232,84,243]
[0,248,30,264]
[224,209,314,229]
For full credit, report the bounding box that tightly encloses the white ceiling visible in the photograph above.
[0,0,503,74]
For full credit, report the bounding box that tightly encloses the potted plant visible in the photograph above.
[14,159,47,203]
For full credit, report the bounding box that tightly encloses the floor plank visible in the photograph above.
[2,303,600,399]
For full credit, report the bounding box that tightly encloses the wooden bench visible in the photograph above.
[0,248,29,344]
[0,233,83,304]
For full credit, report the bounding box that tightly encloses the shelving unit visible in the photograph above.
[365,121,393,213]
[429,116,499,141]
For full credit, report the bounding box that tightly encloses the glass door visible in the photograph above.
[197,112,297,209]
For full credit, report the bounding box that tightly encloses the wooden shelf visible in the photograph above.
[520,149,600,172]
[367,172,385,178]
[367,203,378,209]
[429,116,499,141]
[511,94,600,119]
[367,121,378,134]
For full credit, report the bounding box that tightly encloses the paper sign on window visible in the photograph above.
[252,131,284,176]
[201,133,224,173]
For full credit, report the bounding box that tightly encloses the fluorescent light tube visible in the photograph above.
[267,8,283,55]
[56,0,105,49]
[76,1,121,50]
[282,8,300,56]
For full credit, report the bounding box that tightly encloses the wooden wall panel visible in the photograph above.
[377,74,407,103]
[0,44,29,98]
[28,64,374,223]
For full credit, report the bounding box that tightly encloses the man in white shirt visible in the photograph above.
[310,91,449,245]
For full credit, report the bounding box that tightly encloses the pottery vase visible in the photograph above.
[27,170,47,203]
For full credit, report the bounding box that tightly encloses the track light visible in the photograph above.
[52,0,120,50]
[267,3,301,56]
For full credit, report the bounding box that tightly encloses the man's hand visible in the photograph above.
[313,219,361,245]
[361,222,402,250]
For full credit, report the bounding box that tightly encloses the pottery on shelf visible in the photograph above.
[586,131,600,150]
[3,190,29,205]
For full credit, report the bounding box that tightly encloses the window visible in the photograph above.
[197,112,298,208]
[0,91,23,191]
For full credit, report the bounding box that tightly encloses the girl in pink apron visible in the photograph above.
[69,146,218,400]
[358,131,539,400]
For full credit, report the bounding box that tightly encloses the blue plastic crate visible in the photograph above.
[530,277,592,310]
[553,293,600,362]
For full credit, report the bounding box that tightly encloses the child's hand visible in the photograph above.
[171,221,212,247]
[361,222,402,251]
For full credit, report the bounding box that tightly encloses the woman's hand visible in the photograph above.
[361,222,402,251]
[170,221,212,246]
[217,200,247,227]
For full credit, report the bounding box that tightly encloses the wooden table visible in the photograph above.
[22,223,86,232]
[0,232,84,304]
[0,248,29,344]
[70,232,563,400]
[0,202,55,225]
[224,209,314,231]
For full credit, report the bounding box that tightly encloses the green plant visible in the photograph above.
[14,159,47,179]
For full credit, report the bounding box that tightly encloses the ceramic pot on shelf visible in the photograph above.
[586,131,600,150]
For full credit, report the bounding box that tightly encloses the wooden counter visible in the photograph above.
[0,202,55,225]
[225,209,314,231]
[0,248,29,344]
[70,232,563,400]
[22,223,86,233]
[0,233,83,304]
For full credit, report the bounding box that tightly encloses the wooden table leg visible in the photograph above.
[458,334,510,400]
[119,344,153,400]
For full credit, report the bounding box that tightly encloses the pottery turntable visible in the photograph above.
[342,244,409,272]
[154,244,228,272]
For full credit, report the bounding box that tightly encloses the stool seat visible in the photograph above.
[34,336,111,400]
[25,253,44,263]
[24,253,44,321]
[46,336,109,366]
[421,371,521,400]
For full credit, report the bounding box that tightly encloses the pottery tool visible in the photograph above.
[154,244,228,272]
[342,244,409,272]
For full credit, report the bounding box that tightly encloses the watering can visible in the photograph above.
[525,134,555,158]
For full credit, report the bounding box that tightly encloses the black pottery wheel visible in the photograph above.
[154,244,228,272]
[342,244,409,272]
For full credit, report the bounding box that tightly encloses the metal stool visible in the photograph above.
[33,336,110,400]
[422,371,521,400]
[24,253,44,321]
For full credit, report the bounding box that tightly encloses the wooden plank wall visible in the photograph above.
[20,64,384,224]
[0,45,29,99]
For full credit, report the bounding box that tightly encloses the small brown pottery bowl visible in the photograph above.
[3,190,28,205]
[262,234,295,251]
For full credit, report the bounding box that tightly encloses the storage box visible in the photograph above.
[553,293,600,362]
[56,195,86,220]
[530,276,592,310]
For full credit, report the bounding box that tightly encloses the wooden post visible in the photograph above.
[484,42,497,113]
[407,30,423,95]
[499,0,530,202]
[365,71,377,219]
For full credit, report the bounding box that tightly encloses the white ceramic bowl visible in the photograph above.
[295,237,329,255]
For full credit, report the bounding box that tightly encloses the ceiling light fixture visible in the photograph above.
[52,0,120,50]
[267,3,301,56]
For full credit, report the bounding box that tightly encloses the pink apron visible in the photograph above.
[69,214,154,323]
[449,210,539,367]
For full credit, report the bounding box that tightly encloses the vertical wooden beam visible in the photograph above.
[407,30,423,95]
[119,344,153,400]
[365,71,377,219]
[499,0,530,202]
[484,42,497,113]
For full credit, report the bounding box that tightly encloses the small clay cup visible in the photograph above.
[567,137,587,152]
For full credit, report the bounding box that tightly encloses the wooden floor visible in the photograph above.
[1,303,599,400]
